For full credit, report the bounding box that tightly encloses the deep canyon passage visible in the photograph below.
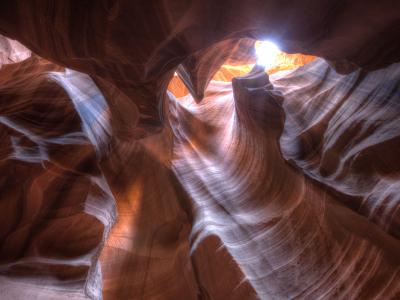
[0,1,400,299]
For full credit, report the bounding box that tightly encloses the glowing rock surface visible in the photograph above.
[0,1,400,299]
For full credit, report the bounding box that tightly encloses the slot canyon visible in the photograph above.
[0,1,400,299]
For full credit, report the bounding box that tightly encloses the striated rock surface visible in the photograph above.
[274,59,400,240]
[1,0,399,133]
[0,54,116,299]
[0,1,400,299]
[170,66,400,299]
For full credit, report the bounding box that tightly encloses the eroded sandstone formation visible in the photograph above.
[0,1,400,299]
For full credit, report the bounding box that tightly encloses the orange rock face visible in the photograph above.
[168,42,316,98]
[0,1,400,299]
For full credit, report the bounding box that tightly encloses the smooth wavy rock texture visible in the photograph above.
[170,65,400,299]
[274,60,400,240]
[0,1,400,299]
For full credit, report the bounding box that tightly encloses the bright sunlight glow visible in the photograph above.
[256,41,281,68]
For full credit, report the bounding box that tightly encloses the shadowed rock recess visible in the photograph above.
[0,1,400,299]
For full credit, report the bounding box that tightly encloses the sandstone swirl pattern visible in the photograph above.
[171,66,400,299]
[0,1,400,299]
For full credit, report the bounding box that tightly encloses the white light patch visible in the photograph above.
[256,41,280,68]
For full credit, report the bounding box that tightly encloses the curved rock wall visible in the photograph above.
[0,1,399,299]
